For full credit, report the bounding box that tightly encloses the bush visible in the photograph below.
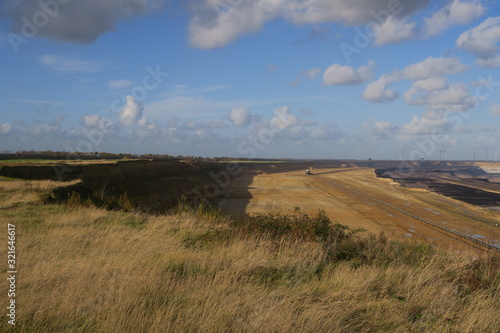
[233,207,371,262]
[234,207,362,242]
[172,195,226,223]
[118,191,134,211]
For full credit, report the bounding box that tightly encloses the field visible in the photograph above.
[1,160,499,332]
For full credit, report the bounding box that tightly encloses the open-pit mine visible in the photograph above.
[1,159,499,253]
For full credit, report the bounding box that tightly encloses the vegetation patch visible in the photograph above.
[2,177,499,332]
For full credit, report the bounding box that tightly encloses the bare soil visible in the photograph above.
[223,167,500,253]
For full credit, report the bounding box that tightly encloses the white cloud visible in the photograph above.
[82,114,104,128]
[109,80,133,89]
[491,105,500,116]
[411,77,449,91]
[39,55,103,72]
[363,57,467,104]
[229,107,251,126]
[372,16,416,46]
[0,123,12,134]
[188,1,276,49]
[283,0,428,26]
[362,74,399,103]
[361,120,396,139]
[404,82,476,112]
[81,114,116,134]
[476,56,500,68]
[402,56,468,80]
[457,16,500,67]
[323,60,374,86]
[120,95,144,126]
[270,106,298,131]
[187,0,430,49]
[424,0,484,36]
[137,116,156,131]
[448,0,484,24]
[304,68,322,79]
[400,115,451,135]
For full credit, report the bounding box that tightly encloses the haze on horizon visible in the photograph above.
[1,0,500,160]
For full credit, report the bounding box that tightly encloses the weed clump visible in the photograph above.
[173,195,226,223]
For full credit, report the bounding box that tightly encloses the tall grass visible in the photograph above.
[1,179,499,332]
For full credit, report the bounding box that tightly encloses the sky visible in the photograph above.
[1,0,500,160]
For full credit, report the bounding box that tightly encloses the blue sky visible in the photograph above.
[1,0,500,160]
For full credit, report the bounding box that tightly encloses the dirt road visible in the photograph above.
[224,168,500,252]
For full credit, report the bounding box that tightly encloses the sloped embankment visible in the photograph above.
[0,160,250,213]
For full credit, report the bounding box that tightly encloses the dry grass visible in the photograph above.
[1,179,499,332]
[0,178,81,210]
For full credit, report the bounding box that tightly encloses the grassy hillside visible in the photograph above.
[1,177,499,332]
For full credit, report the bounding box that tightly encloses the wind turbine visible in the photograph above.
[410,150,417,161]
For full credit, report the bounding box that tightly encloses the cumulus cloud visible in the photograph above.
[411,77,449,91]
[404,82,476,112]
[456,16,500,67]
[283,0,429,26]
[245,106,341,144]
[362,74,399,103]
[82,114,105,128]
[188,1,275,49]
[81,114,116,133]
[403,78,448,103]
[400,115,452,135]
[119,95,154,130]
[137,115,156,131]
[2,0,164,44]
[270,106,298,131]
[372,16,416,46]
[323,60,374,86]
[188,0,430,49]
[476,56,500,68]
[363,57,468,105]
[402,56,468,80]
[229,107,252,126]
[424,0,484,36]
